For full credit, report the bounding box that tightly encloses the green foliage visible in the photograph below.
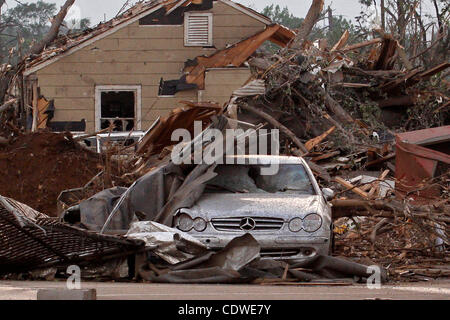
[313,15,360,46]
[262,5,303,29]
[0,0,91,62]
[261,5,361,53]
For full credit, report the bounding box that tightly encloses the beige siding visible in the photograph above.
[203,68,251,105]
[35,1,266,132]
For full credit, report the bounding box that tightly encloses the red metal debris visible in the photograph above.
[395,126,450,200]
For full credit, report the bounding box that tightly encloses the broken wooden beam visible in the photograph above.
[341,38,383,52]
[240,104,309,155]
[368,169,390,199]
[334,177,369,199]
[305,126,336,151]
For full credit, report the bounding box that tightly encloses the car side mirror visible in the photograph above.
[322,188,335,201]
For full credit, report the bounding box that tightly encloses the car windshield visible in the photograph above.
[205,164,316,195]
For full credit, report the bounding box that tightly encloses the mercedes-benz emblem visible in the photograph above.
[239,217,256,231]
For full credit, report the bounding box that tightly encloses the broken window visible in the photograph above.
[206,164,316,195]
[184,12,213,47]
[95,86,141,132]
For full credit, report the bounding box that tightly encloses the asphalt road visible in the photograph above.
[0,280,449,300]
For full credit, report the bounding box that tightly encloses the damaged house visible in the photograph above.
[22,0,294,133]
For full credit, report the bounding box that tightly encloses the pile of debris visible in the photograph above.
[0,131,124,216]
[219,30,450,281]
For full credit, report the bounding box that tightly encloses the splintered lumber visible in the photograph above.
[331,199,450,223]
[240,104,309,154]
[305,126,336,151]
[334,177,369,199]
[342,38,383,52]
[184,25,295,89]
[311,150,340,162]
[0,99,17,113]
[30,0,76,55]
[292,0,325,49]
[331,30,350,52]
[373,35,398,70]
[366,153,395,167]
[320,88,354,124]
[418,62,450,80]
[368,170,390,199]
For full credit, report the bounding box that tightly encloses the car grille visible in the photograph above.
[260,249,300,258]
[211,217,284,231]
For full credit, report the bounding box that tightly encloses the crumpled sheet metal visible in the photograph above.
[69,162,182,233]
[140,234,261,283]
[126,221,207,265]
[137,233,387,284]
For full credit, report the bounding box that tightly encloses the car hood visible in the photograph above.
[182,193,324,220]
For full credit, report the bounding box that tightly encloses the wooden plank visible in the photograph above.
[368,169,390,199]
[305,126,336,151]
[342,38,383,52]
[331,30,349,52]
[334,177,370,199]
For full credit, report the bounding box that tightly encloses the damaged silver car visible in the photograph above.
[174,155,334,263]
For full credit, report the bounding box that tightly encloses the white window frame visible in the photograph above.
[95,85,142,132]
[184,12,213,47]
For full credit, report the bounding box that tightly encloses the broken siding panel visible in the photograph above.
[203,68,251,105]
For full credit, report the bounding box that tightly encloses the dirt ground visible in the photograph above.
[0,131,105,216]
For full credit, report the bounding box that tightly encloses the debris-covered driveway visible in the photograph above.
[1,280,449,300]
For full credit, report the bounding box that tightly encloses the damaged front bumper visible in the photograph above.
[193,233,330,264]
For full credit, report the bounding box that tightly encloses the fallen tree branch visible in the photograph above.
[30,0,76,55]
[0,99,17,113]
[292,0,325,49]
[240,103,309,154]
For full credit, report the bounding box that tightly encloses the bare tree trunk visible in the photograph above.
[0,0,76,103]
[327,6,333,32]
[292,0,325,49]
[380,0,386,31]
[30,0,75,55]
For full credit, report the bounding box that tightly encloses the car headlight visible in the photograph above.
[289,218,303,232]
[303,214,322,233]
[177,213,194,232]
[193,217,207,232]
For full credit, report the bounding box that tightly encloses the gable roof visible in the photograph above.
[24,0,272,76]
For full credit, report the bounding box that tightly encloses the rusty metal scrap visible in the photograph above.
[395,126,450,200]
[0,196,144,275]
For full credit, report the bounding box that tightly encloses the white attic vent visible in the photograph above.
[184,12,213,47]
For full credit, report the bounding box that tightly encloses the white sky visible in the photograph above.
[5,0,438,26]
